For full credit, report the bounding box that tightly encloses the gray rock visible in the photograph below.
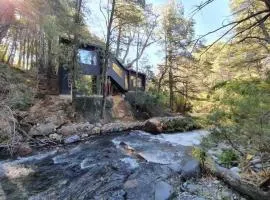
[250,158,261,165]
[64,135,80,144]
[144,118,163,134]
[58,123,94,136]
[95,123,102,127]
[254,163,262,169]
[221,190,233,200]
[92,127,101,134]
[181,160,201,180]
[108,190,126,200]
[154,181,173,200]
[49,133,62,142]
[81,133,88,138]
[29,123,56,136]
[230,167,241,174]
[186,184,200,194]
[194,197,206,200]
[168,163,182,173]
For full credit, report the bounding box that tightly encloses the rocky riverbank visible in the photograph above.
[2,116,199,158]
[0,130,246,200]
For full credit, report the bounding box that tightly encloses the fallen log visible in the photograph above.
[205,159,270,200]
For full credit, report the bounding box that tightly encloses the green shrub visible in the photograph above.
[164,117,200,132]
[1,63,35,111]
[192,147,206,167]
[218,149,238,168]
[125,91,167,119]
[8,84,34,110]
[207,79,270,153]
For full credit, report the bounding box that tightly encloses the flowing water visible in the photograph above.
[0,130,208,200]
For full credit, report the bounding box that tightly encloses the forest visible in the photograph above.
[0,0,270,199]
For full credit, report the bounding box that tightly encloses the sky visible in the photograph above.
[88,0,231,68]
[149,0,231,42]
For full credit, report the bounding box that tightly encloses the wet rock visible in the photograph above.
[49,133,62,142]
[81,133,88,138]
[168,163,182,173]
[186,184,200,194]
[181,160,201,180]
[29,123,56,136]
[144,118,163,134]
[124,179,138,189]
[221,190,233,200]
[154,181,173,200]
[64,135,80,144]
[108,190,126,200]
[92,127,101,134]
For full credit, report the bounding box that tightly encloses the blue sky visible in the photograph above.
[148,0,231,42]
[88,0,231,68]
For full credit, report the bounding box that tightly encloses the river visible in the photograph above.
[0,130,245,200]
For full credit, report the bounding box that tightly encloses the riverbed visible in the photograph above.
[0,130,245,200]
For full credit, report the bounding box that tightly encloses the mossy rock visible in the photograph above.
[162,117,201,133]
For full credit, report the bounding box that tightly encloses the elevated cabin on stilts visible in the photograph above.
[58,39,146,97]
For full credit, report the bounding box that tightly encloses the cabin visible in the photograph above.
[58,41,146,96]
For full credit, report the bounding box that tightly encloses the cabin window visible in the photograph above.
[78,49,97,65]
[130,76,142,88]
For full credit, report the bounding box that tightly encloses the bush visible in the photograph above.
[164,117,200,132]
[192,147,206,167]
[207,79,270,153]
[125,91,168,119]
[0,63,35,111]
[218,149,238,168]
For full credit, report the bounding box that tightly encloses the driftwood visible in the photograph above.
[205,160,270,200]
[259,177,270,190]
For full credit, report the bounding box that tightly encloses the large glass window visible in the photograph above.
[78,49,97,65]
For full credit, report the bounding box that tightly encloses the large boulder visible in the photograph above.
[143,118,163,134]
[154,181,173,200]
[181,160,201,180]
[29,123,56,136]
[58,123,94,136]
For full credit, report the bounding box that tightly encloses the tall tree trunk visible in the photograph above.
[26,34,30,70]
[115,22,122,59]
[101,0,116,119]
[71,0,83,102]
[30,38,35,69]
[1,36,10,61]
[158,35,168,94]
[22,31,27,69]
[18,30,24,67]
[168,52,173,111]
[47,39,53,90]
[7,29,18,65]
